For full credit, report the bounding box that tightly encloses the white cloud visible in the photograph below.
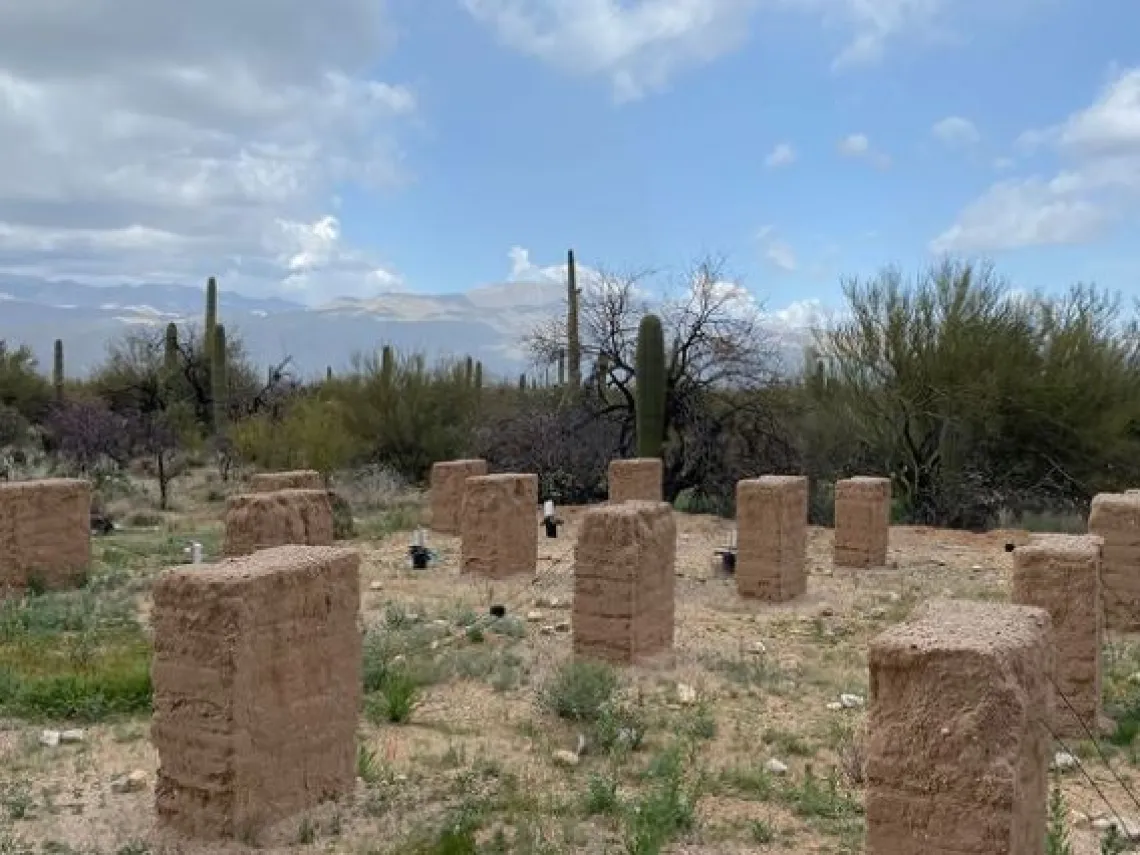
[462,0,965,102]
[0,0,415,303]
[837,133,891,168]
[931,115,980,147]
[755,225,797,271]
[765,142,797,168]
[931,67,1140,253]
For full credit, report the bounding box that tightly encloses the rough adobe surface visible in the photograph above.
[834,476,891,568]
[573,501,676,664]
[150,544,362,839]
[866,599,1052,855]
[0,478,91,593]
[222,489,335,557]
[249,470,324,492]
[607,458,663,503]
[1012,534,1104,737]
[735,476,808,602]
[429,459,488,534]
[460,474,538,579]
[1087,492,1140,631]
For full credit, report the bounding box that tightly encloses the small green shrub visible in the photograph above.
[538,659,618,723]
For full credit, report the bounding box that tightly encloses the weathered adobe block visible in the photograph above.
[429,459,488,534]
[222,489,334,557]
[735,476,808,602]
[1088,492,1140,631]
[834,476,891,568]
[573,501,676,665]
[866,599,1052,855]
[0,478,90,593]
[607,458,663,503]
[249,470,324,492]
[460,474,538,579]
[1012,534,1104,738]
[150,544,362,839]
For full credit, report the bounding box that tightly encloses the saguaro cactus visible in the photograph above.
[380,345,395,387]
[52,339,64,400]
[557,348,566,386]
[163,323,179,376]
[212,324,228,434]
[204,276,218,361]
[464,356,475,386]
[566,249,581,390]
[635,313,666,458]
[474,361,483,390]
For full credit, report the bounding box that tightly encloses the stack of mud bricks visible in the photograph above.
[0,478,91,594]
[573,501,676,664]
[1012,534,1107,737]
[429,458,488,534]
[249,470,324,492]
[222,489,334,557]
[735,476,808,602]
[866,599,1052,854]
[1088,492,1140,631]
[460,473,537,578]
[834,476,891,568]
[151,544,362,839]
[607,458,662,503]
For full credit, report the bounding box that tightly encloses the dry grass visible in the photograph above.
[0,475,1135,854]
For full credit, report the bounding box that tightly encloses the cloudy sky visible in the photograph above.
[1,0,1138,314]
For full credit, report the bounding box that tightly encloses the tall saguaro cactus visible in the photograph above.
[163,323,179,377]
[634,313,666,458]
[52,339,64,401]
[204,276,218,361]
[474,361,483,390]
[212,324,228,434]
[566,249,581,390]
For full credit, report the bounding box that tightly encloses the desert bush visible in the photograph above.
[538,659,619,723]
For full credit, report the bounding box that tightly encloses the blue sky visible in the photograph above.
[356,0,1140,313]
[1,0,1139,320]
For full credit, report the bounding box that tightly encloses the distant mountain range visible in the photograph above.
[0,276,820,381]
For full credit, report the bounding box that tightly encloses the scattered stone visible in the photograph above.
[818,605,835,617]
[971,564,983,571]
[839,693,865,709]
[765,758,789,775]
[886,592,901,603]
[1052,751,1078,772]
[868,607,887,619]
[110,771,148,794]
[526,610,544,622]
[576,733,588,756]
[826,702,843,711]
[535,596,565,609]
[747,641,767,655]
[552,750,580,768]
[555,621,571,633]
[676,683,698,705]
[39,730,61,748]
[369,581,383,591]
[540,625,556,636]
[60,729,85,744]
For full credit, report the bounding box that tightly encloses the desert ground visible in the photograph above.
[1,477,1137,854]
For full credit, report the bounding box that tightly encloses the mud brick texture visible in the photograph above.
[222,489,334,557]
[1012,534,1103,737]
[429,459,488,534]
[1088,492,1140,631]
[866,599,1052,855]
[607,458,663,503]
[249,470,324,492]
[150,544,361,839]
[0,478,90,593]
[735,476,808,602]
[460,474,538,579]
[573,501,676,665]
[834,476,891,568]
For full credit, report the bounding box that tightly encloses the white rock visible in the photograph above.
[677,683,698,705]
[552,749,580,767]
[747,641,766,655]
[526,610,544,622]
[868,607,887,619]
[369,581,383,591]
[110,770,147,794]
[1052,751,1078,771]
[540,625,555,636]
[886,592,901,603]
[60,729,85,744]
[764,758,788,775]
[39,730,61,747]
[826,702,843,711]
[839,693,865,709]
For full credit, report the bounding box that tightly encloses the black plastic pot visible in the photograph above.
[544,518,558,538]
[722,551,736,574]
[489,604,506,618]
[409,544,430,569]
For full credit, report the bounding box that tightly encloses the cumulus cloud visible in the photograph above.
[931,115,980,147]
[755,225,798,272]
[0,0,414,302]
[462,0,964,102]
[837,133,891,168]
[765,142,798,168]
[931,67,1140,253]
